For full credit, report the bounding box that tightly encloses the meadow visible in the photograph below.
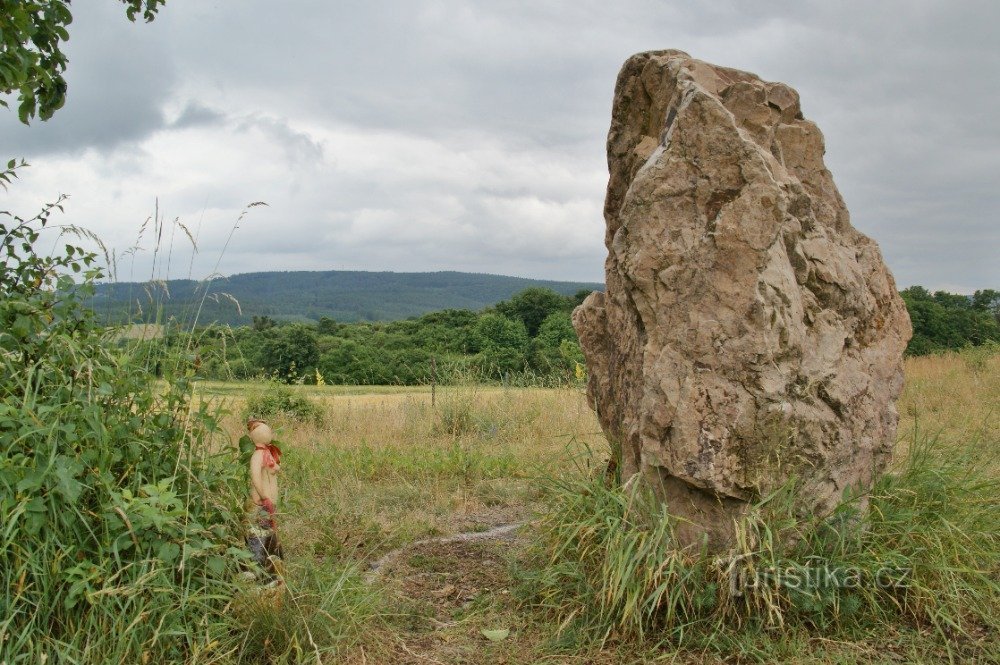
[199,348,999,664]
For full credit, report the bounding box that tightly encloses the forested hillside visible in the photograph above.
[89,270,603,325]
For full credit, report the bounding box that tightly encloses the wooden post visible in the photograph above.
[431,356,437,407]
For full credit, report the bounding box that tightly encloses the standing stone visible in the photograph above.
[574,50,912,550]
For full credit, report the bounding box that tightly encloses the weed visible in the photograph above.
[0,188,246,662]
[961,340,999,374]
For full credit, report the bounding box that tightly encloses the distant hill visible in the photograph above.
[89,270,604,325]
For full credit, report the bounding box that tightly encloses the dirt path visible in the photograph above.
[358,513,549,664]
[367,522,527,577]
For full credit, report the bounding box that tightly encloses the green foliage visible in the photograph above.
[145,280,1000,386]
[252,314,277,331]
[170,286,593,386]
[472,313,530,378]
[571,288,593,308]
[962,340,1000,374]
[532,311,583,376]
[902,286,1000,355]
[316,315,339,335]
[493,286,574,336]
[256,323,320,383]
[972,288,1000,320]
[0,0,166,123]
[319,335,437,385]
[231,562,381,662]
[518,428,999,660]
[244,382,324,424]
[0,193,245,661]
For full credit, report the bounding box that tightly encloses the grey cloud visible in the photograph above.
[1,0,996,291]
[0,3,176,156]
[171,103,225,129]
[233,115,325,165]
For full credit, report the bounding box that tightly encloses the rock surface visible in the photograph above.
[574,50,912,550]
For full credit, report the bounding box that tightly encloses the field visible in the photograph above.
[195,349,999,664]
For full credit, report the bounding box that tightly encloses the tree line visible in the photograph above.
[165,287,591,385]
[900,287,1000,355]
[144,285,1000,387]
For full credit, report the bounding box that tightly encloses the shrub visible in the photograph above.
[256,324,320,383]
[244,381,324,424]
[0,194,245,661]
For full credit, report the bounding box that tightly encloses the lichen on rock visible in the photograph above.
[574,50,912,550]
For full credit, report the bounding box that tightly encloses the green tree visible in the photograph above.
[494,287,572,336]
[317,315,339,335]
[252,314,276,331]
[1,1,167,123]
[972,289,1000,323]
[257,324,319,383]
[571,288,593,308]
[532,311,579,373]
[319,337,391,384]
[901,286,1000,354]
[472,313,529,378]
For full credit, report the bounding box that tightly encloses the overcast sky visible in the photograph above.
[1,0,996,291]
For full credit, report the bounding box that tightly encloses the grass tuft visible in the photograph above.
[516,402,1000,661]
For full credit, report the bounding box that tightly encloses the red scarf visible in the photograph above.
[255,443,282,469]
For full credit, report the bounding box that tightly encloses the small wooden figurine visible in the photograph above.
[246,418,284,580]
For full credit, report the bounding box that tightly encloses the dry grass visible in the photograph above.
[203,383,604,560]
[192,349,999,663]
[897,349,1000,464]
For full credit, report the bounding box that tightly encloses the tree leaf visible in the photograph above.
[157,541,180,564]
[480,628,509,642]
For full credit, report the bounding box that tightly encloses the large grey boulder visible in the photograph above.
[574,50,912,550]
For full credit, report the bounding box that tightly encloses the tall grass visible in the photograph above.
[1,193,250,662]
[518,354,1000,661]
[227,561,381,663]
[1,188,386,663]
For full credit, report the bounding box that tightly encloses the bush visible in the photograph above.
[256,324,320,383]
[244,382,324,424]
[0,195,245,661]
[471,313,529,378]
[902,286,1000,355]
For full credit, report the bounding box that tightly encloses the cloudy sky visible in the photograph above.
[1,0,996,291]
